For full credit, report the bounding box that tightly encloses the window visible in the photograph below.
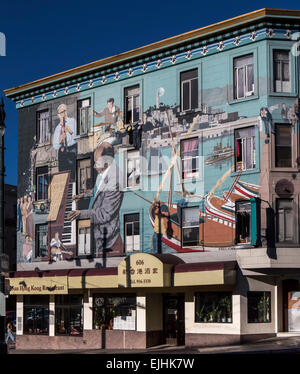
[35,224,48,258]
[195,292,232,323]
[124,85,140,124]
[77,220,91,256]
[126,150,140,188]
[93,294,136,330]
[236,201,251,244]
[275,124,292,167]
[276,198,293,243]
[234,127,255,171]
[181,206,199,247]
[273,50,290,93]
[247,291,271,323]
[77,98,91,135]
[180,69,198,111]
[181,138,199,179]
[23,295,49,335]
[36,166,49,201]
[77,158,92,194]
[234,54,254,99]
[55,295,83,336]
[124,213,140,252]
[37,110,50,144]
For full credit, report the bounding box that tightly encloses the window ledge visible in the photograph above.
[74,134,89,140]
[122,186,142,192]
[228,95,259,105]
[270,168,298,172]
[268,92,297,98]
[231,168,260,177]
[36,142,51,148]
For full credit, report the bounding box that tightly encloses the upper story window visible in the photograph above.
[35,223,48,258]
[275,124,292,168]
[236,200,251,244]
[124,213,140,253]
[77,220,91,256]
[273,50,290,93]
[180,69,198,111]
[234,127,256,171]
[36,166,49,201]
[37,110,50,144]
[234,54,254,99]
[181,206,199,247]
[77,98,91,135]
[181,138,199,179]
[276,198,293,243]
[126,150,141,188]
[124,85,140,124]
[77,158,92,194]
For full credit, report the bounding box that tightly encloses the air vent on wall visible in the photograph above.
[275,179,294,196]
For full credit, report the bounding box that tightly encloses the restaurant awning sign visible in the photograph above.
[118,253,173,288]
[8,276,68,294]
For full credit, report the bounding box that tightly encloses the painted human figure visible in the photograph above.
[68,141,123,255]
[17,198,22,232]
[21,196,27,236]
[53,103,77,180]
[26,195,34,241]
[93,98,121,133]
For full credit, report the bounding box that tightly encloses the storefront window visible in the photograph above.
[93,294,136,330]
[195,292,232,323]
[247,291,271,323]
[55,295,83,336]
[23,295,49,335]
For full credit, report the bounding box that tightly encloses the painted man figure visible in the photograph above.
[53,103,77,180]
[93,98,121,133]
[68,141,123,255]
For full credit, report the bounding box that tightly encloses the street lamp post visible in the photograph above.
[0,97,7,354]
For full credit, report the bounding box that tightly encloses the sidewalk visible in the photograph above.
[6,334,300,355]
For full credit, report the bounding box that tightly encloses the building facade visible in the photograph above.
[4,8,300,350]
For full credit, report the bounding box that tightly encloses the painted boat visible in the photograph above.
[205,143,234,165]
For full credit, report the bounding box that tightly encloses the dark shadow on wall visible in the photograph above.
[266,207,277,260]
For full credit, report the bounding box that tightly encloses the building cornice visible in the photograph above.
[4,8,300,105]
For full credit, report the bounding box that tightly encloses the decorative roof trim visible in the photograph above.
[14,27,297,109]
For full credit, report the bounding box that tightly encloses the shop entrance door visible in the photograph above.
[163,294,185,346]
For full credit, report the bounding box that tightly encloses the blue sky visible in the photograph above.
[0,0,299,186]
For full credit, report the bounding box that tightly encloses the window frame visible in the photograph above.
[77,97,91,136]
[124,213,140,253]
[77,219,91,256]
[247,291,271,323]
[268,42,297,97]
[181,206,199,247]
[233,54,254,100]
[276,198,294,243]
[76,157,92,195]
[273,49,291,93]
[124,85,140,124]
[36,166,49,201]
[36,109,50,145]
[274,123,292,169]
[180,137,199,180]
[195,292,233,323]
[180,68,198,112]
[126,150,141,188]
[35,223,48,258]
[235,200,252,244]
[55,295,83,337]
[234,126,256,172]
[93,294,137,331]
[23,295,50,335]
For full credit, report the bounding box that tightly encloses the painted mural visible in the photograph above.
[16,85,299,263]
